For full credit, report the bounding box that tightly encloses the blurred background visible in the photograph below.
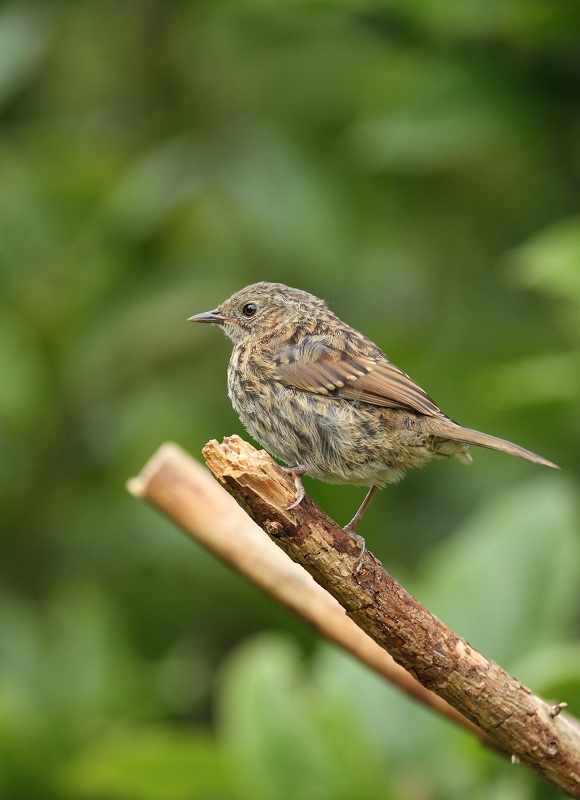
[1,1,580,798]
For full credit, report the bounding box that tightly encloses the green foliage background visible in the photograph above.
[1,1,580,797]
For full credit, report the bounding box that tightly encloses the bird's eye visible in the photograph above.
[242,302,258,317]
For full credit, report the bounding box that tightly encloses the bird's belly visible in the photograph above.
[228,380,436,486]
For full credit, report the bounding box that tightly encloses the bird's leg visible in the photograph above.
[343,485,379,568]
[344,484,379,535]
[280,465,309,510]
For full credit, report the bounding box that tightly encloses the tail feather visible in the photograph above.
[437,424,559,469]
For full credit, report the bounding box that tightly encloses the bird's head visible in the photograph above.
[188,282,328,344]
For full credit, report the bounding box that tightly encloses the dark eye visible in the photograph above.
[242,302,257,317]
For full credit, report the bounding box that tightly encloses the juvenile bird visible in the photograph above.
[189,282,558,542]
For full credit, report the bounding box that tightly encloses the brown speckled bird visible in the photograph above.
[189,282,558,544]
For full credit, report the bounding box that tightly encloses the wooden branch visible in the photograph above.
[128,437,580,798]
[127,441,488,742]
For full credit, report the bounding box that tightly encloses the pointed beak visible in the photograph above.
[187,308,230,324]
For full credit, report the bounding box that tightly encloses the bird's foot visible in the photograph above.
[280,465,309,510]
[343,525,366,572]
[343,485,379,572]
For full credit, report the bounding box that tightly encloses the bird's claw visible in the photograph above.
[281,466,308,511]
[286,481,305,510]
[343,527,366,572]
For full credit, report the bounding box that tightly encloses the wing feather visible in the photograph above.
[273,334,443,417]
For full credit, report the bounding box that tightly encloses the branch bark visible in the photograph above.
[128,436,580,798]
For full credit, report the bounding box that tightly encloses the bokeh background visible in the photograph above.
[2,1,580,798]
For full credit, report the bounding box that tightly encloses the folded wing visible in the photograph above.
[273,333,559,469]
[273,334,444,417]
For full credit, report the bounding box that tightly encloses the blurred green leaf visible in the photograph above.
[352,57,530,171]
[98,139,204,242]
[0,582,153,731]
[418,477,580,667]
[388,0,576,42]
[0,304,51,431]
[509,214,580,304]
[515,642,580,710]
[58,726,233,800]
[217,633,394,800]
[0,584,151,799]
[0,2,52,106]
[471,351,580,408]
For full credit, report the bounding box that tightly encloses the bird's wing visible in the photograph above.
[273,334,443,417]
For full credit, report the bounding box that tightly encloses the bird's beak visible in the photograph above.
[187,308,231,324]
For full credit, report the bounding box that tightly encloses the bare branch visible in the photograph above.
[127,441,487,740]
[128,437,580,798]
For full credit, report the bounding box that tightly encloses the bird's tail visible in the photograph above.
[440,424,559,469]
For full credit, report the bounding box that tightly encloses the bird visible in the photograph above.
[188,281,558,550]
